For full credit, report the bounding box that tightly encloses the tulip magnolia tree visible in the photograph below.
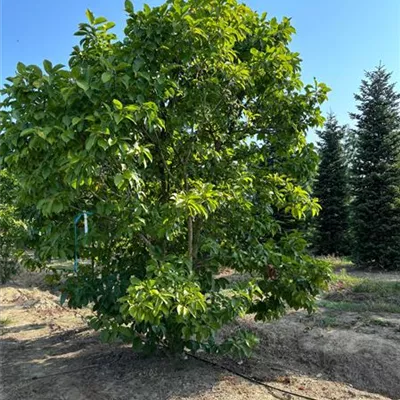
[0,0,330,355]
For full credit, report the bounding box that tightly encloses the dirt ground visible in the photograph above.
[0,270,399,400]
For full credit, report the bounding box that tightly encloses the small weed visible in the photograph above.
[0,317,12,326]
[0,318,11,336]
[318,315,338,328]
[367,317,397,328]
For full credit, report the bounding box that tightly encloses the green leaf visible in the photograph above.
[133,58,144,73]
[21,128,36,137]
[86,9,95,24]
[100,330,111,343]
[52,200,63,214]
[72,117,81,126]
[101,71,113,83]
[74,30,87,37]
[125,104,139,112]
[143,4,151,14]
[173,0,182,15]
[103,22,116,30]
[131,336,144,350]
[61,130,74,143]
[53,64,65,72]
[17,62,26,74]
[97,138,108,151]
[60,291,68,306]
[62,116,70,126]
[114,174,124,188]
[112,99,123,110]
[125,0,134,13]
[94,16,107,25]
[43,60,52,74]
[85,134,97,151]
[71,66,81,79]
[115,62,131,71]
[76,79,89,91]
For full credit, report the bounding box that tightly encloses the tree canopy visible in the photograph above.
[0,0,330,354]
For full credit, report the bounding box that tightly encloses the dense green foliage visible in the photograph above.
[350,66,400,270]
[0,170,27,283]
[313,114,349,255]
[0,0,331,354]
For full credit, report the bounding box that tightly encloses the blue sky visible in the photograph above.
[1,0,399,142]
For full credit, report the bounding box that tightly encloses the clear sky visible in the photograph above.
[1,0,399,141]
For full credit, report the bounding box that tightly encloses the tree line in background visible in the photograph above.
[313,65,400,271]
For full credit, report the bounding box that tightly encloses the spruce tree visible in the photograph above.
[314,113,349,255]
[351,66,400,270]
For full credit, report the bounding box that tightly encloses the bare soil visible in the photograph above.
[1,270,399,400]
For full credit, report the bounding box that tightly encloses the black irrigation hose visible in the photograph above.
[187,352,322,400]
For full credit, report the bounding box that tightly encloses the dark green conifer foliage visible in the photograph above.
[314,113,349,255]
[351,66,400,270]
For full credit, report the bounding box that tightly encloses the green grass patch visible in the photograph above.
[367,317,398,328]
[316,315,339,328]
[321,270,400,314]
[0,317,12,327]
[318,256,354,269]
[352,280,400,295]
[0,317,13,336]
[331,268,363,287]
[318,299,400,313]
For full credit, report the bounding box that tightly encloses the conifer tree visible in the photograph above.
[351,66,400,270]
[314,113,349,255]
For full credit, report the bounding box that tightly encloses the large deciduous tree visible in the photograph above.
[313,113,349,255]
[0,0,331,354]
[351,66,400,270]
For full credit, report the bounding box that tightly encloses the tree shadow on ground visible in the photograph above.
[1,318,399,400]
[214,311,400,399]
[0,323,47,335]
[2,271,400,399]
[1,329,276,400]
